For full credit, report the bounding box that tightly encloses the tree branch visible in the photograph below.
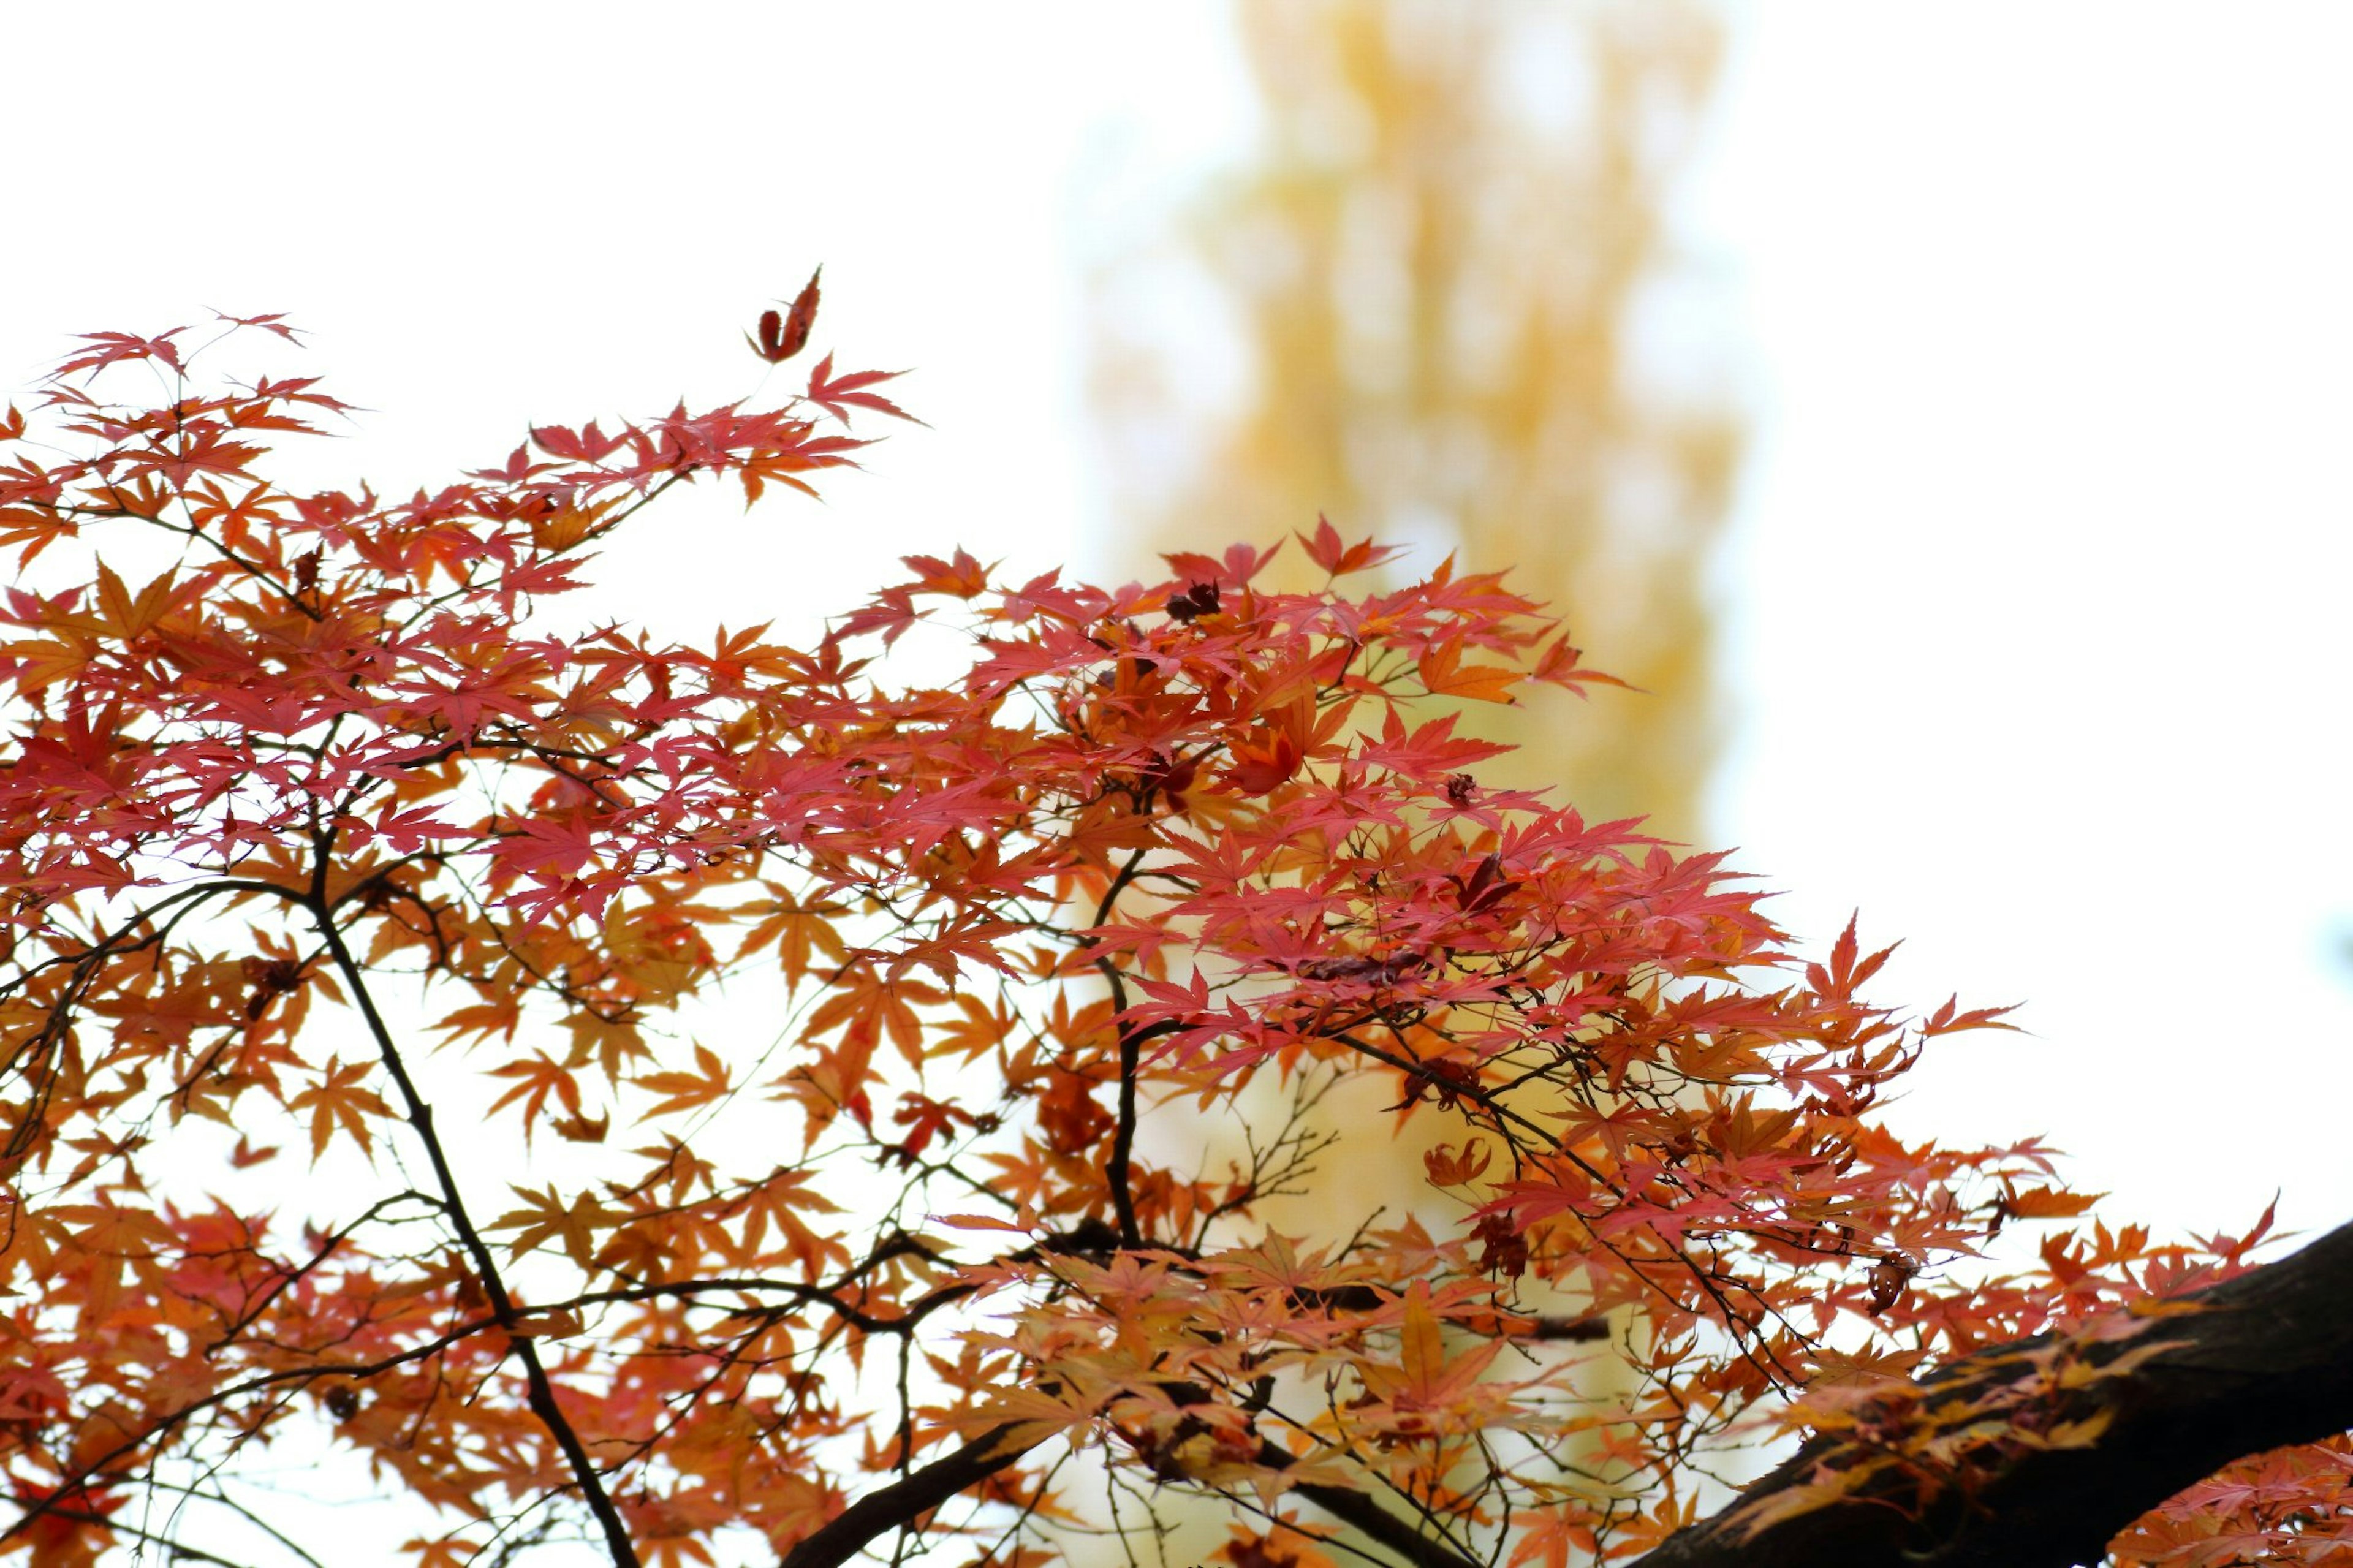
[774,1406,1491,1568]
[1264,1442,1480,1568]
[1091,844,1154,1250]
[310,898,643,1568]
[1639,1216,2353,1568]
[778,1424,1042,1568]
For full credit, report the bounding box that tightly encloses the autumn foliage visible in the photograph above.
[0,301,2338,1568]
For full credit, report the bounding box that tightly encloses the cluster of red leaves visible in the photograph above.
[2112,1437,2353,1566]
[0,315,2326,1568]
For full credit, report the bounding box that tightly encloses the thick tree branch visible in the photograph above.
[1640,1216,2353,1568]
[776,1422,1486,1568]
[778,1424,1041,1568]
[1264,1442,1480,1568]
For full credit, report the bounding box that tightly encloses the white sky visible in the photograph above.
[6,0,2346,1260]
[1697,4,2353,1242]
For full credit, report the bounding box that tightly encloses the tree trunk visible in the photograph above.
[1641,1217,2353,1567]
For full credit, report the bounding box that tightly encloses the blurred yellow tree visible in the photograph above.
[1090,0,1735,839]
[1084,7,1742,1548]
[1083,18,1742,1517]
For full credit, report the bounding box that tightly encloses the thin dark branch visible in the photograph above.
[202,1189,438,1355]
[2,1315,501,1548]
[30,1506,258,1568]
[306,871,642,1568]
[1091,845,1153,1249]
[556,1274,977,1337]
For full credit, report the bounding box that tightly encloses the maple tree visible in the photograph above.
[0,293,2344,1568]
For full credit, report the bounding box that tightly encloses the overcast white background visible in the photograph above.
[6,1,2346,1262]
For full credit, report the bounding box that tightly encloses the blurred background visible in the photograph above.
[6,0,2347,1252]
